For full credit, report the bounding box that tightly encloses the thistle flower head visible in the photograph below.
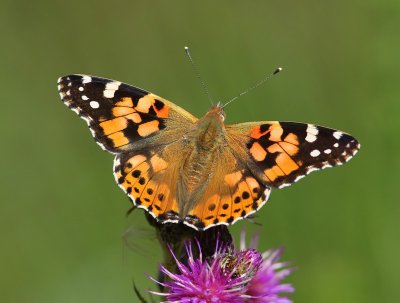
[151,240,250,303]
[150,232,294,303]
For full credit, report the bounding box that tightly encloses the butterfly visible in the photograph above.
[58,74,360,230]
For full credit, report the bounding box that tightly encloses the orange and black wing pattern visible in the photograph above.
[58,74,196,153]
[228,121,360,189]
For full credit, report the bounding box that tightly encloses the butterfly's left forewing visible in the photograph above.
[227,121,360,189]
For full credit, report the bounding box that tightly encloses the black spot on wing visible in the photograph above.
[154,99,165,111]
[112,82,148,105]
[123,120,140,140]
[259,124,269,133]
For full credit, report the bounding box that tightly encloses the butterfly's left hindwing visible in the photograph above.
[228,121,360,189]
[58,75,196,153]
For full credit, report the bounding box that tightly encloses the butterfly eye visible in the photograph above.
[219,112,225,121]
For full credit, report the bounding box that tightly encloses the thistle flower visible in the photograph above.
[150,240,251,303]
[150,232,294,303]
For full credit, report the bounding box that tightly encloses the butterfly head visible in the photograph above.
[191,104,226,148]
[206,103,226,122]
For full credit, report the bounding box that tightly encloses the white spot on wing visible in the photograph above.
[310,149,320,157]
[90,101,100,109]
[82,76,92,84]
[104,81,121,98]
[324,149,332,154]
[345,155,353,162]
[305,124,318,143]
[294,174,306,183]
[307,167,319,174]
[82,95,89,100]
[71,107,80,115]
[307,124,319,135]
[89,127,96,137]
[333,131,343,140]
[78,87,84,91]
[81,116,91,123]
[321,161,332,169]
[103,90,115,98]
[334,143,339,148]
[305,133,317,143]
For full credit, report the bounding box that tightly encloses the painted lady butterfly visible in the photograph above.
[58,74,360,230]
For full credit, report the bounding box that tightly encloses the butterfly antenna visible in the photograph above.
[184,46,214,105]
[222,67,282,108]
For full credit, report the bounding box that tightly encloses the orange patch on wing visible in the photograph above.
[264,163,286,181]
[264,169,276,181]
[250,142,267,161]
[216,194,231,221]
[152,184,171,216]
[125,154,147,173]
[224,171,242,187]
[116,97,134,107]
[284,133,299,145]
[264,168,278,181]
[100,117,127,135]
[137,120,160,137]
[267,143,282,154]
[139,180,157,208]
[163,197,178,217]
[251,126,270,139]
[192,194,220,223]
[150,154,168,172]
[279,142,299,156]
[136,95,154,113]
[153,103,169,118]
[234,181,252,210]
[108,131,129,147]
[269,125,283,142]
[276,153,299,175]
[124,161,150,187]
[272,165,285,176]
[126,113,142,123]
[245,177,260,199]
[112,107,136,117]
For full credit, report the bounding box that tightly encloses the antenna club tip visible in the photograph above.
[273,67,283,75]
[184,46,189,50]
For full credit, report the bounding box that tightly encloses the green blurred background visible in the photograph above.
[1,0,399,302]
